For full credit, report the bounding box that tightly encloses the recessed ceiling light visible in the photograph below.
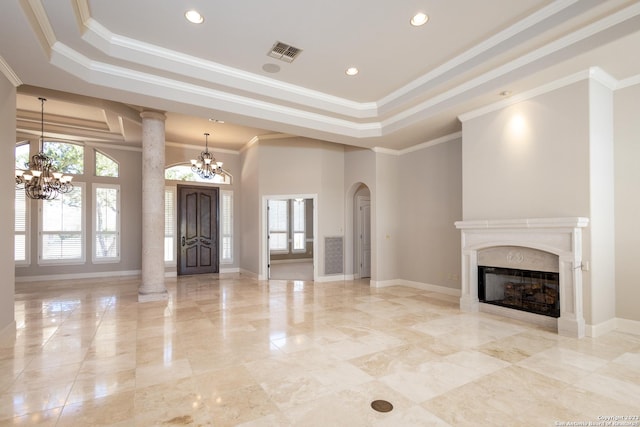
[500,90,512,97]
[185,10,204,24]
[410,12,429,27]
[345,67,359,76]
[209,118,224,123]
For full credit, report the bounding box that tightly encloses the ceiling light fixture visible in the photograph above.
[185,10,204,24]
[345,67,359,76]
[15,97,73,200]
[500,90,512,97]
[410,12,429,26]
[190,132,224,180]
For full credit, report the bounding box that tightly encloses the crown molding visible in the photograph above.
[0,55,22,86]
[21,0,640,148]
[377,0,581,109]
[372,131,462,156]
[165,141,239,155]
[458,69,592,122]
[617,73,640,90]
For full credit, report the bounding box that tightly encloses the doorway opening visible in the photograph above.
[262,195,317,281]
[354,184,371,279]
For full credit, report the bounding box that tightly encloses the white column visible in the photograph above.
[138,110,168,302]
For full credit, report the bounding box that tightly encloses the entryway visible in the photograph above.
[177,185,219,275]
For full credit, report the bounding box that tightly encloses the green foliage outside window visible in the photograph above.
[43,141,84,175]
[95,150,119,177]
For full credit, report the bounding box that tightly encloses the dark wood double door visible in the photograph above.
[177,185,219,275]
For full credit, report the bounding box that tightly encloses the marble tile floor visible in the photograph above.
[1,275,639,426]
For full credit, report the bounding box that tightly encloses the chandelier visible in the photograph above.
[190,132,224,179]
[15,97,73,200]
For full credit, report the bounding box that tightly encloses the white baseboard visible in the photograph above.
[240,269,259,279]
[369,279,462,297]
[16,269,141,282]
[615,318,640,336]
[0,321,16,345]
[164,271,177,277]
[315,275,347,283]
[370,279,400,288]
[586,317,619,337]
[270,259,313,265]
[395,279,462,296]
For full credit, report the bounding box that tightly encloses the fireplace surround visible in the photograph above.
[455,218,589,338]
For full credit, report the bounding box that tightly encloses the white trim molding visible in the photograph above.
[455,217,589,338]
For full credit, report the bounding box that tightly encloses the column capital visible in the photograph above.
[140,110,166,121]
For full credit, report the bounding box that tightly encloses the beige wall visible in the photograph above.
[254,137,345,279]
[373,152,400,282]
[344,147,376,277]
[15,146,143,278]
[397,139,463,289]
[460,80,615,326]
[462,81,591,220]
[0,75,16,335]
[239,143,260,273]
[614,83,640,322]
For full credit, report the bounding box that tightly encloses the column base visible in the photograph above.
[557,316,585,338]
[460,296,479,312]
[138,290,169,303]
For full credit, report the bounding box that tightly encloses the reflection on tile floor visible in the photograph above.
[1,275,639,426]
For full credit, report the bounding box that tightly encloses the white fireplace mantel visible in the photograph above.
[455,217,589,338]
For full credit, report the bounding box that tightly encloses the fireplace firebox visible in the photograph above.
[478,266,560,318]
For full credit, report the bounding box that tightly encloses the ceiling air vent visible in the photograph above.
[268,41,302,63]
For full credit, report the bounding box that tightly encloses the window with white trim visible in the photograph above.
[93,184,120,262]
[39,183,85,264]
[164,187,176,264]
[292,199,306,252]
[15,188,29,265]
[220,190,233,264]
[268,200,288,252]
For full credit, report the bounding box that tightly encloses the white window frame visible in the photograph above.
[38,182,86,265]
[220,190,233,264]
[92,183,120,263]
[164,186,177,266]
[15,188,30,266]
[268,199,289,254]
[292,199,306,253]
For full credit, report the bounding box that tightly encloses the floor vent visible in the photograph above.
[324,236,343,275]
[268,41,303,63]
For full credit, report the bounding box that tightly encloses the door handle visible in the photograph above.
[182,236,185,246]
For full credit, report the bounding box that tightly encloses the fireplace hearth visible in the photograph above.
[478,266,560,318]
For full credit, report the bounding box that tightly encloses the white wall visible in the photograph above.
[614,83,640,322]
[588,80,615,326]
[0,75,16,337]
[397,139,463,289]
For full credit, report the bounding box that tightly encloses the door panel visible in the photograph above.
[178,186,218,275]
[361,203,371,278]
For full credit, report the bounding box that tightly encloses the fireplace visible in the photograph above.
[455,217,589,338]
[478,266,560,318]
